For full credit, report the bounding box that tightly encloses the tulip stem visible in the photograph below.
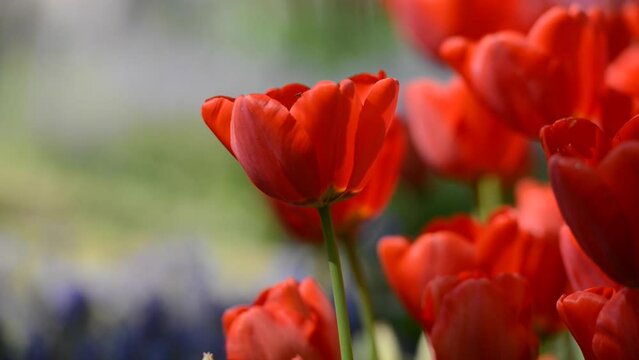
[476,175,502,221]
[318,205,354,360]
[343,237,379,360]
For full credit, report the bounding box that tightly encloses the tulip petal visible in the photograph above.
[266,83,310,110]
[223,278,338,360]
[290,81,355,196]
[606,44,639,99]
[596,142,639,286]
[549,155,635,286]
[299,278,340,360]
[224,307,322,360]
[559,225,620,291]
[593,288,639,359]
[429,274,537,360]
[405,79,466,176]
[515,179,563,239]
[378,233,476,320]
[344,78,399,194]
[202,96,235,155]
[444,31,574,138]
[232,95,320,204]
[540,118,610,166]
[528,7,607,116]
[558,288,614,360]
[349,70,387,103]
[612,114,639,146]
[421,214,482,240]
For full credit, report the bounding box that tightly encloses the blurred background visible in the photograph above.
[0,0,477,358]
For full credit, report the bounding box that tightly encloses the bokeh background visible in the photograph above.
[0,0,485,358]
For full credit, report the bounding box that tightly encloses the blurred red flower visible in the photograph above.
[477,180,566,333]
[269,118,406,242]
[541,116,639,287]
[201,71,399,206]
[378,215,479,321]
[380,179,567,333]
[223,277,339,360]
[404,76,530,181]
[441,6,607,138]
[557,287,639,360]
[421,273,538,360]
[382,0,550,59]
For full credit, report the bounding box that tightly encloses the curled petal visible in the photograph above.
[540,118,610,166]
[266,83,310,110]
[557,288,615,360]
[202,96,235,155]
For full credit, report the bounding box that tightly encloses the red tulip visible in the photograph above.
[559,225,620,291]
[476,179,566,333]
[405,76,531,181]
[201,71,399,206]
[382,0,550,59]
[541,116,639,287]
[223,277,339,360]
[421,273,538,360]
[378,215,479,321]
[270,119,406,241]
[441,6,607,137]
[557,287,639,360]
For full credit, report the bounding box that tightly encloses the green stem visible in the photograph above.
[343,237,379,360]
[476,175,503,221]
[318,205,354,360]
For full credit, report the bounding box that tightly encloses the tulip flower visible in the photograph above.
[270,119,406,242]
[476,179,566,333]
[557,287,639,360]
[405,76,531,181]
[204,72,399,359]
[559,225,620,291]
[441,6,607,137]
[421,273,539,360]
[378,215,479,321]
[223,278,339,360]
[201,71,399,206]
[382,0,550,59]
[541,116,639,287]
